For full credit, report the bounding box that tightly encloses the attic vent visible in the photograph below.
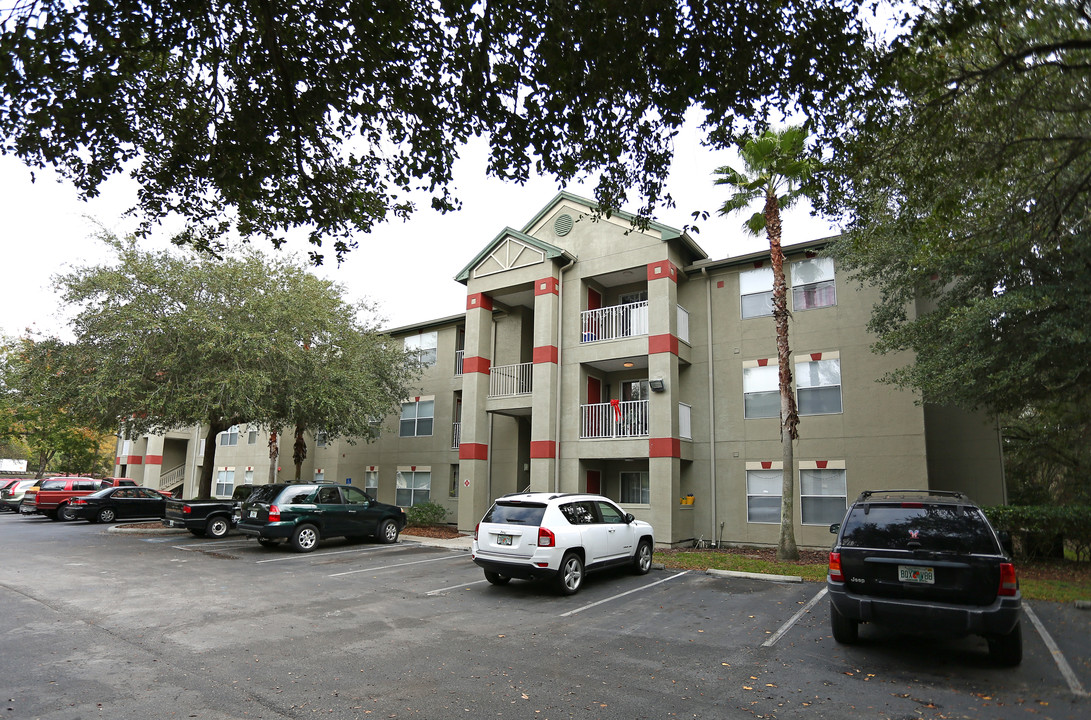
[554,213,574,237]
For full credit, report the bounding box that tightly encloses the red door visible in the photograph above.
[586,470,601,494]
[587,376,602,404]
[586,377,602,437]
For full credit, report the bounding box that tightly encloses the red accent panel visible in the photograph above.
[459,443,488,460]
[648,334,679,356]
[647,260,678,282]
[466,293,494,311]
[717,280,725,289]
[757,358,770,367]
[462,356,491,374]
[760,461,773,469]
[535,277,560,296]
[115,457,122,465]
[649,438,681,458]
[145,455,163,465]
[810,352,823,361]
[753,260,765,268]
[816,460,829,469]
[530,441,556,459]
[587,288,602,311]
[128,455,144,465]
[532,345,558,364]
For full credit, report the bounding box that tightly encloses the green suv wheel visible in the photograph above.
[291,524,320,553]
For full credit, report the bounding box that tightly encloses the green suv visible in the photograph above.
[237,483,407,552]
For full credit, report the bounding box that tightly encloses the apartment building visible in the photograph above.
[117,191,1005,548]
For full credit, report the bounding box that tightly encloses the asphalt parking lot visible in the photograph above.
[1,514,1088,720]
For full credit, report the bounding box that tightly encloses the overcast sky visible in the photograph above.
[1,113,838,339]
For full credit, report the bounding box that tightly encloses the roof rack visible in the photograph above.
[855,489,970,502]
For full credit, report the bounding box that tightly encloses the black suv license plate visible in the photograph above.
[898,565,934,584]
[496,534,512,546]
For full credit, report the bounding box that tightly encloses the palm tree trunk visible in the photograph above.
[293,423,307,482]
[766,190,800,561]
[267,429,279,484]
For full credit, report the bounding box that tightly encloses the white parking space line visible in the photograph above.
[560,571,690,618]
[171,540,253,551]
[329,553,466,577]
[426,579,489,595]
[762,587,828,647]
[255,545,402,564]
[1024,602,1089,697]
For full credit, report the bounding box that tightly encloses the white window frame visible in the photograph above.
[219,425,239,446]
[315,431,328,448]
[215,467,235,498]
[450,464,459,498]
[743,364,779,419]
[314,469,325,483]
[244,468,254,484]
[247,428,258,445]
[791,257,836,311]
[364,469,379,493]
[746,466,782,524]
[796,355,843,415]
[405,331,438,367]
[619,471,650,505]
[399,398,435,437]
[800,465,847,525]
[396,468,431,506]
[740,267,774,319]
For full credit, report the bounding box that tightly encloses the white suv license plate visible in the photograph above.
[898,565,935,584]
[496,534,512,546]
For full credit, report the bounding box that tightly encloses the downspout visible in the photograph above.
[701,268,718,542]
[488,314,497,501]
[554,258,577,493]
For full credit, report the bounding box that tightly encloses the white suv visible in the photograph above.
[471,492,654,595]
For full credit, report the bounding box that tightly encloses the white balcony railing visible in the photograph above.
[159,464,186,494]
[581,301,649,343]
[580,400,649,439]
[677,305,690,344]
[679,403,692,440]
[489,362,533,397]
[454,349,464,376]
[451,422,461,448]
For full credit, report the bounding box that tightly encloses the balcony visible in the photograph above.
[580,400,649,439]
[451,422,461,448]
[454,349,464,376]
[581,301,649,343]
[489,362,532,398]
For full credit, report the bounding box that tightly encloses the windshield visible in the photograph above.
[840,504,1000,554]
[482,501,547,525]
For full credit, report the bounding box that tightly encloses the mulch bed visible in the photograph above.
[402,525,464,539]
[658,545,829,566]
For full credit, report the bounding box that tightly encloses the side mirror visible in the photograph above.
[829,523,841,535]
[625,513,636,524]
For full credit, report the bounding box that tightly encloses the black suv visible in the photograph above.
[237,483,406,552]
[827,490,1022,666]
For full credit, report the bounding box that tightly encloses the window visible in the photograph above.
[247,428,258,445]
[740,267,774,318]
[244,469,254,484]
[743,365,779,418]
[620,471,650,504]
[405,331,438,367]
[792,257,836,310]
[215,468,235,497]
[449,464,459,498]
[596,501,626,524]
[219,425,239,446]
[747,469,781,524]
[314,470,325,482]
[797,357,842,415]
[315,431,328,447]
[365,470,379,493]
[400,399,434,437]
[800,468,847,525]
[343,486,370,505]
[396,469,431,506]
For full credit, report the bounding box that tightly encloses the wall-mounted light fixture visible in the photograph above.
[622,361,634,368]
[649,378,666,392]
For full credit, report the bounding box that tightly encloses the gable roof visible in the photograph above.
[454,227,574,284]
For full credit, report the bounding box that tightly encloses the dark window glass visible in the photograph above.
[482,502,547,525]
[41,480,66,491]
[840,505,1000,554]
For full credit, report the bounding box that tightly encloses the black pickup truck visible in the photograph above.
[163,484,256,538]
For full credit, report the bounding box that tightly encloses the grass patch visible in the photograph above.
[658,548,1091,603]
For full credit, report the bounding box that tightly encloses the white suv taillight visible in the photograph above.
[538,527,555,547]
[268,505,280,522]
[474,522,479,541]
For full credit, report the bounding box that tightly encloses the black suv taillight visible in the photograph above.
[998,563,1018,596]
[828,552,845,582]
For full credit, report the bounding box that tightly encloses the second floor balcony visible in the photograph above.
[581,301,649,343]
[580,400,649,439]
[489,362,533,398]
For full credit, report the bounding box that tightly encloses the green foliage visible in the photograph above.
[823,0,1091,417]
[0,1,869,259]
[984,505,1091,561]
[405,501,448,527]
[18,233,420,497]
[1002,402,1091,507]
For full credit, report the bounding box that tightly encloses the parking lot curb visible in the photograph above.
[705,568,803,583]
[1076,600,1091,610]
[108,523,187,535]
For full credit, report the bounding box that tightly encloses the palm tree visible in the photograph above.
[715,126,819,561]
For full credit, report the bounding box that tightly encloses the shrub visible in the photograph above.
[406,500,448,527]
[984,505,1091,561]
